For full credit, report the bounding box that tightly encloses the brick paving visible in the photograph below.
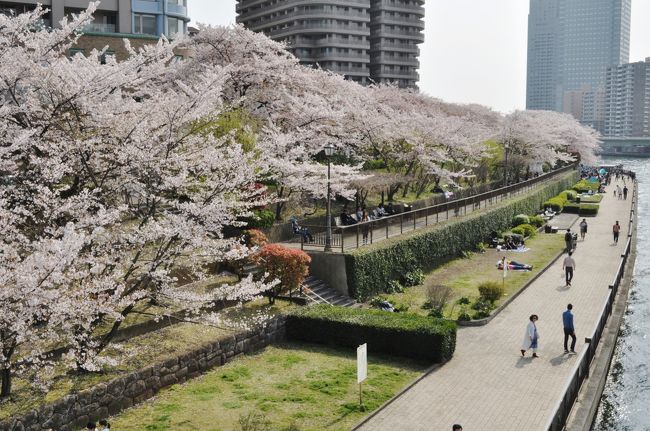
[356,178,633,431]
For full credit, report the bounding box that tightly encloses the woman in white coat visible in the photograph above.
[521,314,540,358]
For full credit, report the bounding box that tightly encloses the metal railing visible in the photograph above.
[544,176,636,431]
[298,164,577,252]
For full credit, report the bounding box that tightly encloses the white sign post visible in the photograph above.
[357,343,367,408]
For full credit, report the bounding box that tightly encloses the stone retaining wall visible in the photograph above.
[0,316,286,431]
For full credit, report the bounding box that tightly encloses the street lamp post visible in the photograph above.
[324,143,335,252]
[504,142,510,188]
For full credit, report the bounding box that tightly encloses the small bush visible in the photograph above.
[457,297,471,305]
[529,215,545,228]
[478,281,504,303]
[559,189,578,201]
[512,223,536,238]
[543,196,567,212]
[402,269,425,287]
[245,229,268,248]
[457,306,471,322]
[256,244,311,302]
[573,179,600,194]
[247,208,275,229]
[424,285,453,316]
[385,279,404,294]
[513,214,530,226]
[287,305,457,362]
[239,412,271,431]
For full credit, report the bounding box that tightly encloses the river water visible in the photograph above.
[594,157,650,430]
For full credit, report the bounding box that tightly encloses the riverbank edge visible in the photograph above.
[564,186,638,430]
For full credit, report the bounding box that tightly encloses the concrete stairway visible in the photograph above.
[302,275,357,307]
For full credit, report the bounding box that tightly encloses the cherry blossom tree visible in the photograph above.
[0,6,270,391]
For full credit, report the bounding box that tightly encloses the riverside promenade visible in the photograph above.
[356,177,634,431]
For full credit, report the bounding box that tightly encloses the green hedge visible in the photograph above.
[543,196,568,212]
[573,180,600,193]
[344,171,579,300]
[563,202,599,215]
[560,189,578,201]
[529,215,546,227]
[286,305,457,362]
[579,194,603,203]
[513,214,530,226]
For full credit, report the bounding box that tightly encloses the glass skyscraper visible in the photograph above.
[526,0,631,132]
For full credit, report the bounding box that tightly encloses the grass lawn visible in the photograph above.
[109,343,427,431]
[381,232,565,319]
[0,299,296,421]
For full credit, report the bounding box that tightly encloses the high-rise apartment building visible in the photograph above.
[0,0,190,59]
[604,58,650,137]
[526,0,631,132]
[235,0,425,88]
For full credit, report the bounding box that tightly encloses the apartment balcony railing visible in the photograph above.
[372,28,424,41]
[293,37,369,48]
[370,0,425,14]
[370,15,425,28]
[237,0,370,17]
[372,54,419,66]
[84,23,117,33]
[266,23,369,37]
[370,41,419,52]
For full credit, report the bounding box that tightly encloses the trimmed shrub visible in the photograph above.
[542,196,567,212]
[512,223,536,238]
[513,214,530,226]
[529,215,545,228]
[573,179,600,194]
[579,194,603,203]
[563,203,580,214]
[559,189,578,201]
[344,171,578,300]
[385,279,404,294]
[286,305,457,362]
[580,203,599,216]
[478,281,504,303]
[256,244,311,302]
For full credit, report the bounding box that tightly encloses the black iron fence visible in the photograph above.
[299,164,578,252]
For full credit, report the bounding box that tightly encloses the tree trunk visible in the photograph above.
[1,368,11,398]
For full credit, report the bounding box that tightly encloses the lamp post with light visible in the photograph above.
[324,143,335,252]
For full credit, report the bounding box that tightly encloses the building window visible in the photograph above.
[167,17,184,36]
[134,14,157,35]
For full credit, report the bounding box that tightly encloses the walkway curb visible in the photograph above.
[458,216,579,327]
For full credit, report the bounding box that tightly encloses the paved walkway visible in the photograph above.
[357,178,633,431]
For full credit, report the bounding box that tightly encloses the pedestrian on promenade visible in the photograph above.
[563,304,576,354]
[617,185,623,200]
[623,185,628,200]
[579,218,588,240]
[613,221,621,244]
[521,314,540,358]
[562,251,576,287]
[564,229,573,253]
[453,425,463,431]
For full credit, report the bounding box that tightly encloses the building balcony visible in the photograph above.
[292,36,369,48]
[299,52,370,62]
[265,23,370,38]
[133,0,164,14]
[244,9,370,27]
[371,69,419,80]
[83,23,117,33]
[370,41,419,52]
[371,54,419,66]
[370,15,425,28]
[370,28,424,42]
[237,0,370,16]
[370,0,425,14]
[167,2,188,18]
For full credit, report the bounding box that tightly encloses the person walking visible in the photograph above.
[579,218,588,240]
[613,221,621,244]
[521,314,540,358]
[623,185,629,200]
[564,229,574,253]
[563,304,577,354]
[617,185,623,200]
[562,251,576,287]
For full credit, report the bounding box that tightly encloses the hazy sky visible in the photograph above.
[191,0,650,113]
